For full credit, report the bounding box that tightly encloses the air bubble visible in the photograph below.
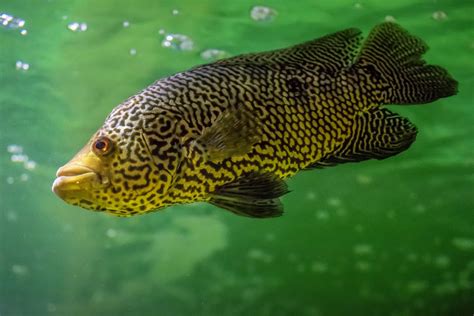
[15,61,29,71]
[47,303,57,313]
[200,49,230,61]
[384,15,396,22]
[315,210,329,220]
[11,154,28,163]
[327,197,341,207]
[296,263,306,273]
[6,210,18,222]
[432,11,448,21]
[20,29,27,36]
[12,264,28,276]
[355,260,371,271]
[24,160,36,170]
[6,144,38,178]
[407,280,428,293]
[353,244,373,255]
[122,21,130,28]
[106,228,118,238]
[250,6,277,22]
[162,34,194,51]
[433,255,450,268]
[172,9,179,15]
[356,174,372,184]
[248,248,273,263]
[67,22,88,32]
[413,204,426,214]
[129,48,137,56]
[7,144,23,154]
[159,28,166,35]
[311,261,328,273]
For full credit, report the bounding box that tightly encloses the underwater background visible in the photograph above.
[1,0,473,315]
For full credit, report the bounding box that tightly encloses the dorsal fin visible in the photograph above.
[209,28,363,73]
[355,22,458,105]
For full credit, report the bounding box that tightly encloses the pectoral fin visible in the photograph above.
[209,172,289,218]
[187,107,262,161]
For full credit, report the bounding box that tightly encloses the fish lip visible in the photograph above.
[52,164,106,200]
[55,164,96,178]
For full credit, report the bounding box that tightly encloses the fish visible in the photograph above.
[52,22,458,218]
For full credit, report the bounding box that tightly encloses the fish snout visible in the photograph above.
[52,163,107,200]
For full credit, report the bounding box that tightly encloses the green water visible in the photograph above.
[1,0,473,315]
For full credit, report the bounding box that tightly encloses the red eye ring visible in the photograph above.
[92,137,113,156]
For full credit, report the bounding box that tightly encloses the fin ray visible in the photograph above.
[210,28,363,73]
[209,172,289,218]
[355,22,458,105]
[307,108,417,169]
[188,107,262,161]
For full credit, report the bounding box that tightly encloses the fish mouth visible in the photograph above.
[52,164,105,201]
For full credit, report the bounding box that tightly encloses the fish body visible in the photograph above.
[52,23,457,217]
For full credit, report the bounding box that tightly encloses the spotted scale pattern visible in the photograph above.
[63,22,457,216]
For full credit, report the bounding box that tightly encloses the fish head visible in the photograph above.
[52,104,182,216]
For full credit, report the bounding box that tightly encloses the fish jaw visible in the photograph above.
[52,146,110,206]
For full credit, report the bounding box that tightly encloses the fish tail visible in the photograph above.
[356,22,458,106]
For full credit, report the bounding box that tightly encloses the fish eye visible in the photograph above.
[92,137,113,156]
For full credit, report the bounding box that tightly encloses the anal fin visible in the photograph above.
[307,108,417,169]
[209,172,289,218]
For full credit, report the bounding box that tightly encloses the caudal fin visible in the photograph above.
[356,22,458,105]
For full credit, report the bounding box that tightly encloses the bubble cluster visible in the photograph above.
[6,144,37,184]
[162,34,194,51]
[250,6,277,22]
[15,61,30,71]
[1,12,28,35]
[67,22,88,32]
[0,12,25,29]
[200,49,230,61]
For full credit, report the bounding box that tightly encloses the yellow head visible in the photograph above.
[52,100,183,216]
